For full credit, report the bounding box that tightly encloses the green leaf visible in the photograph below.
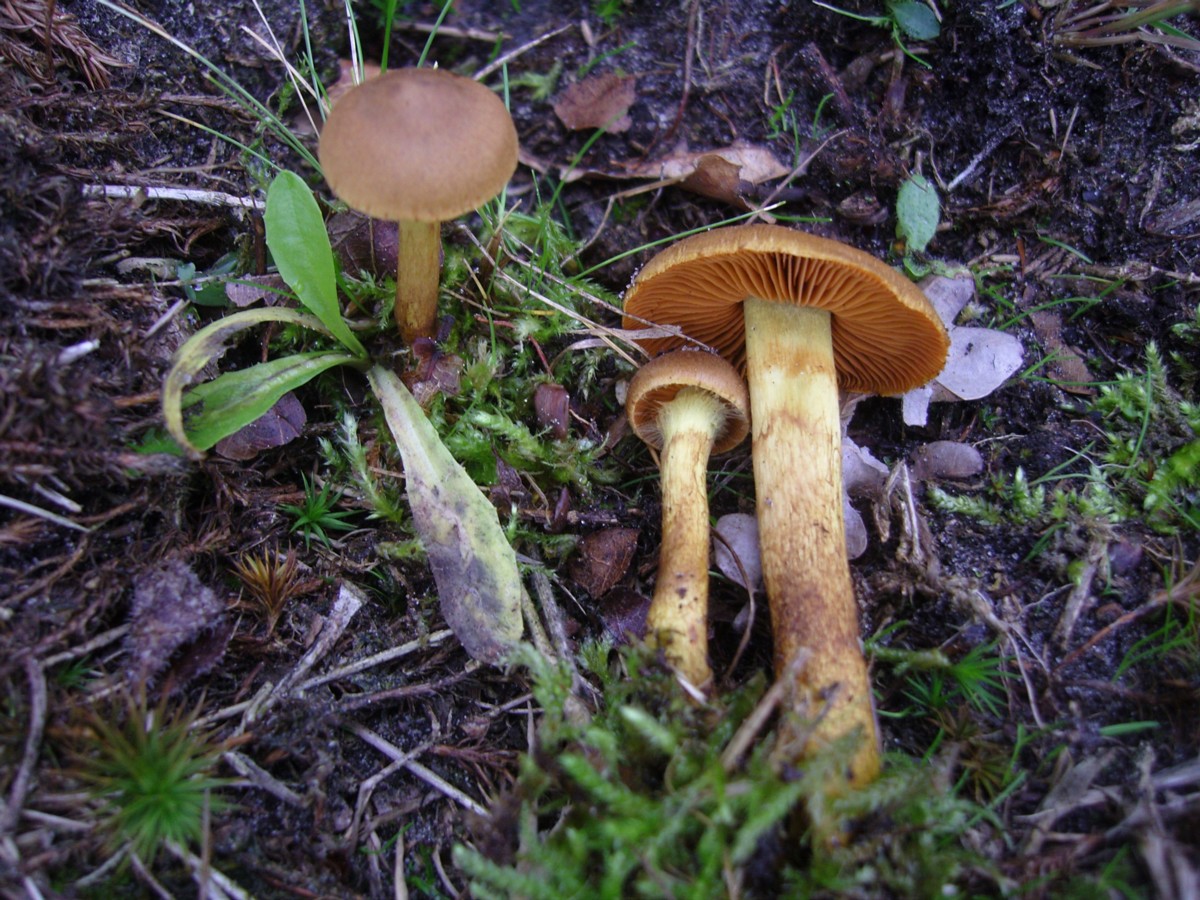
[888,1,941,41]
[896,173,940,255]
[264,171,366,357]
[180,351,360,452]
[162,306,337,454]
[368,365,524,663]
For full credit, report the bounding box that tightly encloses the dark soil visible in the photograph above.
[2,1,1198,897]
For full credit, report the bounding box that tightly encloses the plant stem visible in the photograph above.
[744,297,880,786]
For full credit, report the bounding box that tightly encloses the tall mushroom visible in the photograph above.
[623,224,949,786]
[626,350,751,690]
[318,67,518,344]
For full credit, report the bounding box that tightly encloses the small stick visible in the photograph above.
[348,723,488,817]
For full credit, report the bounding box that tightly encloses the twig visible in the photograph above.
[296,628,454,692]
[222,751,306,808]
[648,0,699,153]
[0,656,47,835]
[720,651,808,772]
[946,127,1014,193]
[347,723,489,817]
[1052,538,1107,648]
[234,582,364,732]
[165,840,253,900]
[475,24,572,81]
[0,492,89,533]
[80,184,264,211]
[746,129,846,225]
[345,740,432,849]
[1056,557,1199,673]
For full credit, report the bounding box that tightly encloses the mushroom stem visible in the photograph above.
[647,388,726,689]
[396,219,442,343]
[743,296,881,786]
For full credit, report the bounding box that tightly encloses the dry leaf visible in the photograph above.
[553,73,637,133]
[936,326,1025,401]
[126,559,230,690]
[225,273,287,307]
[902,275,1025,425]
[653,142,788,186]
[215,392,306,460]
[713,513,761,593]
[598,586,650,644]
[329,211,399,278]
[1029,310,1094,395]
[570,528,639,597]
[679,154,750,207]
[534,383,571,440]
[843,436,889,497]
[845,498,868,561]
[912,441,985,482]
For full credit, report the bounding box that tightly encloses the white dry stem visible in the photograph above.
[348,724,488,817]
[81,184,264,212]
[233,582,364,732]
[0,492,89,533]
[165,840,252,900]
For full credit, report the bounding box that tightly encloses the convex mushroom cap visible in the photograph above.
[626,351,751,456]
[318,67,519,343]
[319,67,518,223]
[622,224,949,394]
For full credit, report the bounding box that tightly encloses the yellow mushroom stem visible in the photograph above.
[743,296,881,787]
[646,387,728,690]
[396,219,442,344]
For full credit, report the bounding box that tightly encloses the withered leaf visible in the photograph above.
[713,513,761,593]
[570,528,639,598]
[534,382,571,440]
[126,558,230,691]
[1030,310,1093,395]
[215,391,306,460]
[553,73,637,133]
[680,154,750,208]
[653,142,788,186]
[404,341,463,406]
[598,587,650,644]
[225,273,287,308]
[329,211,399,278]
[369,366,523,664]
[912,441,985,482]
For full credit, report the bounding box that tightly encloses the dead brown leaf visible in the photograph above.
[569,527,639,598]
[553,72,637,133]
[1030,310,1094,395]
[215,392,307,460]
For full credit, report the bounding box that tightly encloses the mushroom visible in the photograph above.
[626,350,751,690]
[622,224,949,786]
[318,67,519,343]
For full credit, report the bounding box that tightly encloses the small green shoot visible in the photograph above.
[814,1,942,67]
[896,173,941,274]
[1113,602,1198,681]
[281,475,358,549]
[72,693,229,862]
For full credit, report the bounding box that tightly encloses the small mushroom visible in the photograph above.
[626,350,751,690]
[318,68,518,343]
[623,225,948,786]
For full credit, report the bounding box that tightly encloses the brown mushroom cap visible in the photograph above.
[626,350,751,455]
[622,224,950,396]
[319,67,518,222]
